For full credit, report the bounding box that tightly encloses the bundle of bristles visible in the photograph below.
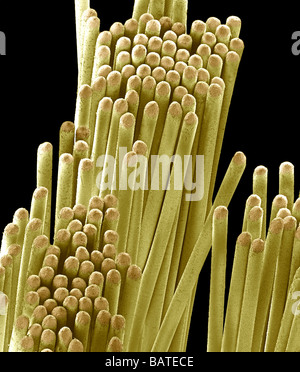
[0,0,248,352]
[209,163,300,352]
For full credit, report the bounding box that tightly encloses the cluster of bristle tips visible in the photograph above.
[209,162,300,352]
[0,189,143,352]
[1,0,298,354]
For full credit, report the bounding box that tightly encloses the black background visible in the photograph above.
[0,0,299,353]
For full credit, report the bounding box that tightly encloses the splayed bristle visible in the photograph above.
[4,223,19,236]
[233,151,246,166]
[214,206,228,220]
[106,269,121,285]
[209,83,223,98]
[249,206,263,221]
[82,8,98,21]
[246,194,261,207]
[283,215,297,231]
[273,194,288,208]
[269,217,284,234]
[80,158,94,172]
[107,336,123,352]
[127,264,142,280]
[87,16,100,30]
[237,231,252,246]
[61,121,75,133]
[144,101,159,117]
[132,140,148,156]
[79,84,93,99]
[124,151,138,167]
[251,238,265,253]
[74,140,89,153]
[184,111,198,126]
[120,112,135,129]
[38,142,53,154]
[116,252,131,267]
[254,165,268,176]
[280,161,294,174]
